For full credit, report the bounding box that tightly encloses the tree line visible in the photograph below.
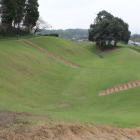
[0,0,39,35]
[37,29,88,40]
[88,10,131,47]
[130,34,140,42]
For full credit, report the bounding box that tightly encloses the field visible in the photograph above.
[0,36,140,139]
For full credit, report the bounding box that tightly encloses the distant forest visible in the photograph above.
[36,29,88,40]
[36,29,140,43]
[130,34,140,42]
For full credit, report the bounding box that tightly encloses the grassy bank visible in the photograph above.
[0,36,140,128]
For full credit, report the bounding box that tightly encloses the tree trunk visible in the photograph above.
[114,42,117,47]
[34,28,37,34]
[28,26,30,33]
[101,41,103,45]
[7,19,13,27]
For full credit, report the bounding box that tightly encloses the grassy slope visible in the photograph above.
[27,36,96,67]
[0,37,140,128]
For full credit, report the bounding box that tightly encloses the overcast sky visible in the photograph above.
[38,0,140,34]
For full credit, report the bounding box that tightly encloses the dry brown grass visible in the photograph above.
[1,119,140,139]
[0,123,140,140]
[1,111,140,140]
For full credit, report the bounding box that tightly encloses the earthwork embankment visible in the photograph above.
[21,40,78,68]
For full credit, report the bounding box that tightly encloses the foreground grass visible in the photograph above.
[0,37,140,128]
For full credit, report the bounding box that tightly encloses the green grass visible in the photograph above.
[80,43,102,54]
[118,43,140,52]
[0,37,140,128]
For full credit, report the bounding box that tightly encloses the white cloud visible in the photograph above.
[38,0,140,34]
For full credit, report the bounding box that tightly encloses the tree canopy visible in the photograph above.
[0,0,39,35]
[88,10,131,46]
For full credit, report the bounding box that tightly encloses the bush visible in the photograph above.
[0,26,31,36]
[43,33,59,37]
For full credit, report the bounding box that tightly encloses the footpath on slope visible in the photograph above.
[21,40,79,68]
[99,80,140,96]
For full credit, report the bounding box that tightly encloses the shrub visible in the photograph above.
[43,33,59,37]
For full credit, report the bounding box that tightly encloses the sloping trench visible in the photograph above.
[99,80,140,96]
[21,40,79,68]
[94,53,104,59]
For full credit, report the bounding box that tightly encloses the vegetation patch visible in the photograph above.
[0,110,29,128]
[0,36,140,129]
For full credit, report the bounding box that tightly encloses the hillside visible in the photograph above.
[0,36,140,131]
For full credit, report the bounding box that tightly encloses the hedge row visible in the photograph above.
[43,33,59,37]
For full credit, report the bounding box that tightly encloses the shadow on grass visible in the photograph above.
[94,44,122,53]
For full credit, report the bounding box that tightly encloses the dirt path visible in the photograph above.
[21,40,78,68]
[99,80,140,96]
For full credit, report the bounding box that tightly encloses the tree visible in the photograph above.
[0,0,40,35]
[24,0,39,32]
[108,17,131,46]
[88,10,131,46]
[0,23,8,35]
[13,0,26,30]
[34,17,50,34]
[0,0,16,27]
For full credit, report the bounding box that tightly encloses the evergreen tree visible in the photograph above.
[109,17,131,46]
[13,0,26,29]
[24,0,39,32]
[1,0,16,27]
[0,0,39,35]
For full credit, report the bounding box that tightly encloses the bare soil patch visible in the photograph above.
[59,104,70,108]
[0,110,29,128]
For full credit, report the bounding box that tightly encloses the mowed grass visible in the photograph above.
[0,36,140,128]
[26,36,96,67]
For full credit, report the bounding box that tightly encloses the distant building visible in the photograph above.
[135,42,140,47]
[128,40,135,46]
[128,40,140,47]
